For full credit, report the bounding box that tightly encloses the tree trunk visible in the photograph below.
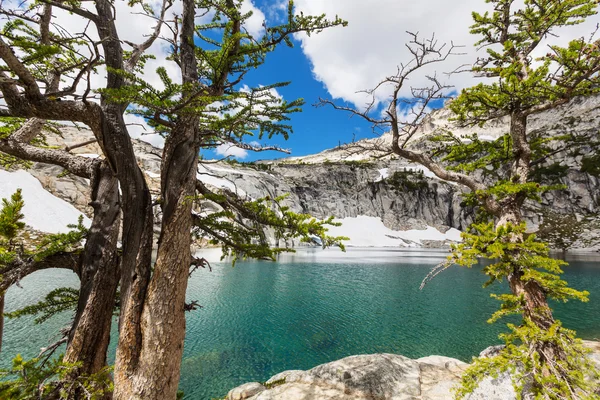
[63,162,120,376]
[92,2,156,395]
[501,111,564,372]
[112,0,199,398]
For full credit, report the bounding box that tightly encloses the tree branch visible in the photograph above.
[0,252,82,293]
[0,136,96,178]
[0,37,42,97]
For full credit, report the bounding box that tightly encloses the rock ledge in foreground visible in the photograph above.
[226,341,600,400]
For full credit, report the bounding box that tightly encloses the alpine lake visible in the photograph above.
[3,248,600,399]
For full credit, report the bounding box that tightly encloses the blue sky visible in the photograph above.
[201,33,378,162]
[198,0,599,162]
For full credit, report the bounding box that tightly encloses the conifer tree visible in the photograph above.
[0,1,346,398]
[0,189,25,247]
[320,1,600,397]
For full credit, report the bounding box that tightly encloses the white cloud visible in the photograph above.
[241,0,267,38]
[2,0,266,137]
[265,0,289,21]
[215,143,249,159]
[292,0,600,109]
[124,113,165,149]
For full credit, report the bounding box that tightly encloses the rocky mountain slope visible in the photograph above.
[2,95,599,250]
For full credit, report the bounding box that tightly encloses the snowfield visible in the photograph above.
[326,215,462,247]
[0,170,91,234]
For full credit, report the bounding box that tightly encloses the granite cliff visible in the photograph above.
[2,95,599,249]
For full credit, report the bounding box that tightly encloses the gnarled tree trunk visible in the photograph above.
[64,161,120,376]
[113,1,200,397]
[500,112,564,372]
[92,2,156,395]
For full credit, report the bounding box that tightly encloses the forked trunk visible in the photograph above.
[64,162,120,377]
[118,119,199,400]
[93,1,155,394]
[113,0,199,397]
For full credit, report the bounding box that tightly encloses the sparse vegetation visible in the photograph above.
[385,170,429,193]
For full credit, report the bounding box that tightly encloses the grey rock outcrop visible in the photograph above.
[5,94,600,249]
[225,341,600,400]
[226,354,468,400]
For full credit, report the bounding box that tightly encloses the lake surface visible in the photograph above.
[3,248,600,399]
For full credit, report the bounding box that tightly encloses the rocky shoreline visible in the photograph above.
[225,341,600,400]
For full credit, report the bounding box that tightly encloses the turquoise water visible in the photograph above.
[2,248,600,399]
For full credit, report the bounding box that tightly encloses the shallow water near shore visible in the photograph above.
[3,248,600,399]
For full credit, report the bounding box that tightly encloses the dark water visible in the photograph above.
[2,248,600,399]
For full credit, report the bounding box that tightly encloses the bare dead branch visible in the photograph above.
[65,139,98,152]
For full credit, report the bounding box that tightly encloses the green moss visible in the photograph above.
[261,377,286,389]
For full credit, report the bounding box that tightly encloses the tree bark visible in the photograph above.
[63,161,120,377]
[92,3,156,394]
[114,1,200,397]
[500,112,564,372]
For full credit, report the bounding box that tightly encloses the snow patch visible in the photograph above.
[326,215,462,248]
[145,170,160,179]
[375,168,389,182]
[0,170,91,233]
[197,165,247,197]
[139,133,166,149]
[403,165,437,179]
[78,153,100,159]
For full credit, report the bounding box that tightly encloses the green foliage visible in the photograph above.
[34,215,87,261]
[1,190,86,265]
[321,160,374,168]
[0,192,85,324]
[223,158,272,172]
[0,189,25,243]
[6,287,79,324]
[193,193,347,265]
[100,1,346,144]
[97,1,348,265]
[450,222,588,302]
[0,18,97,95]
[340,160,374,168]
[442,11,600,397]
[261,377,286,389]
[0,354,113,400]
[456,321,600,399]
[384,170,428,192]
[448,220,596,397]
[451,0,600,124]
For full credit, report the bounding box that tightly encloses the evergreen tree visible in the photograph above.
[320,1,600,397]
[0,1,346,398]
[0,189,25,250]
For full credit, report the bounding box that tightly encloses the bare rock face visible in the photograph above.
[227,382,267,400]
[6,95,600,250]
